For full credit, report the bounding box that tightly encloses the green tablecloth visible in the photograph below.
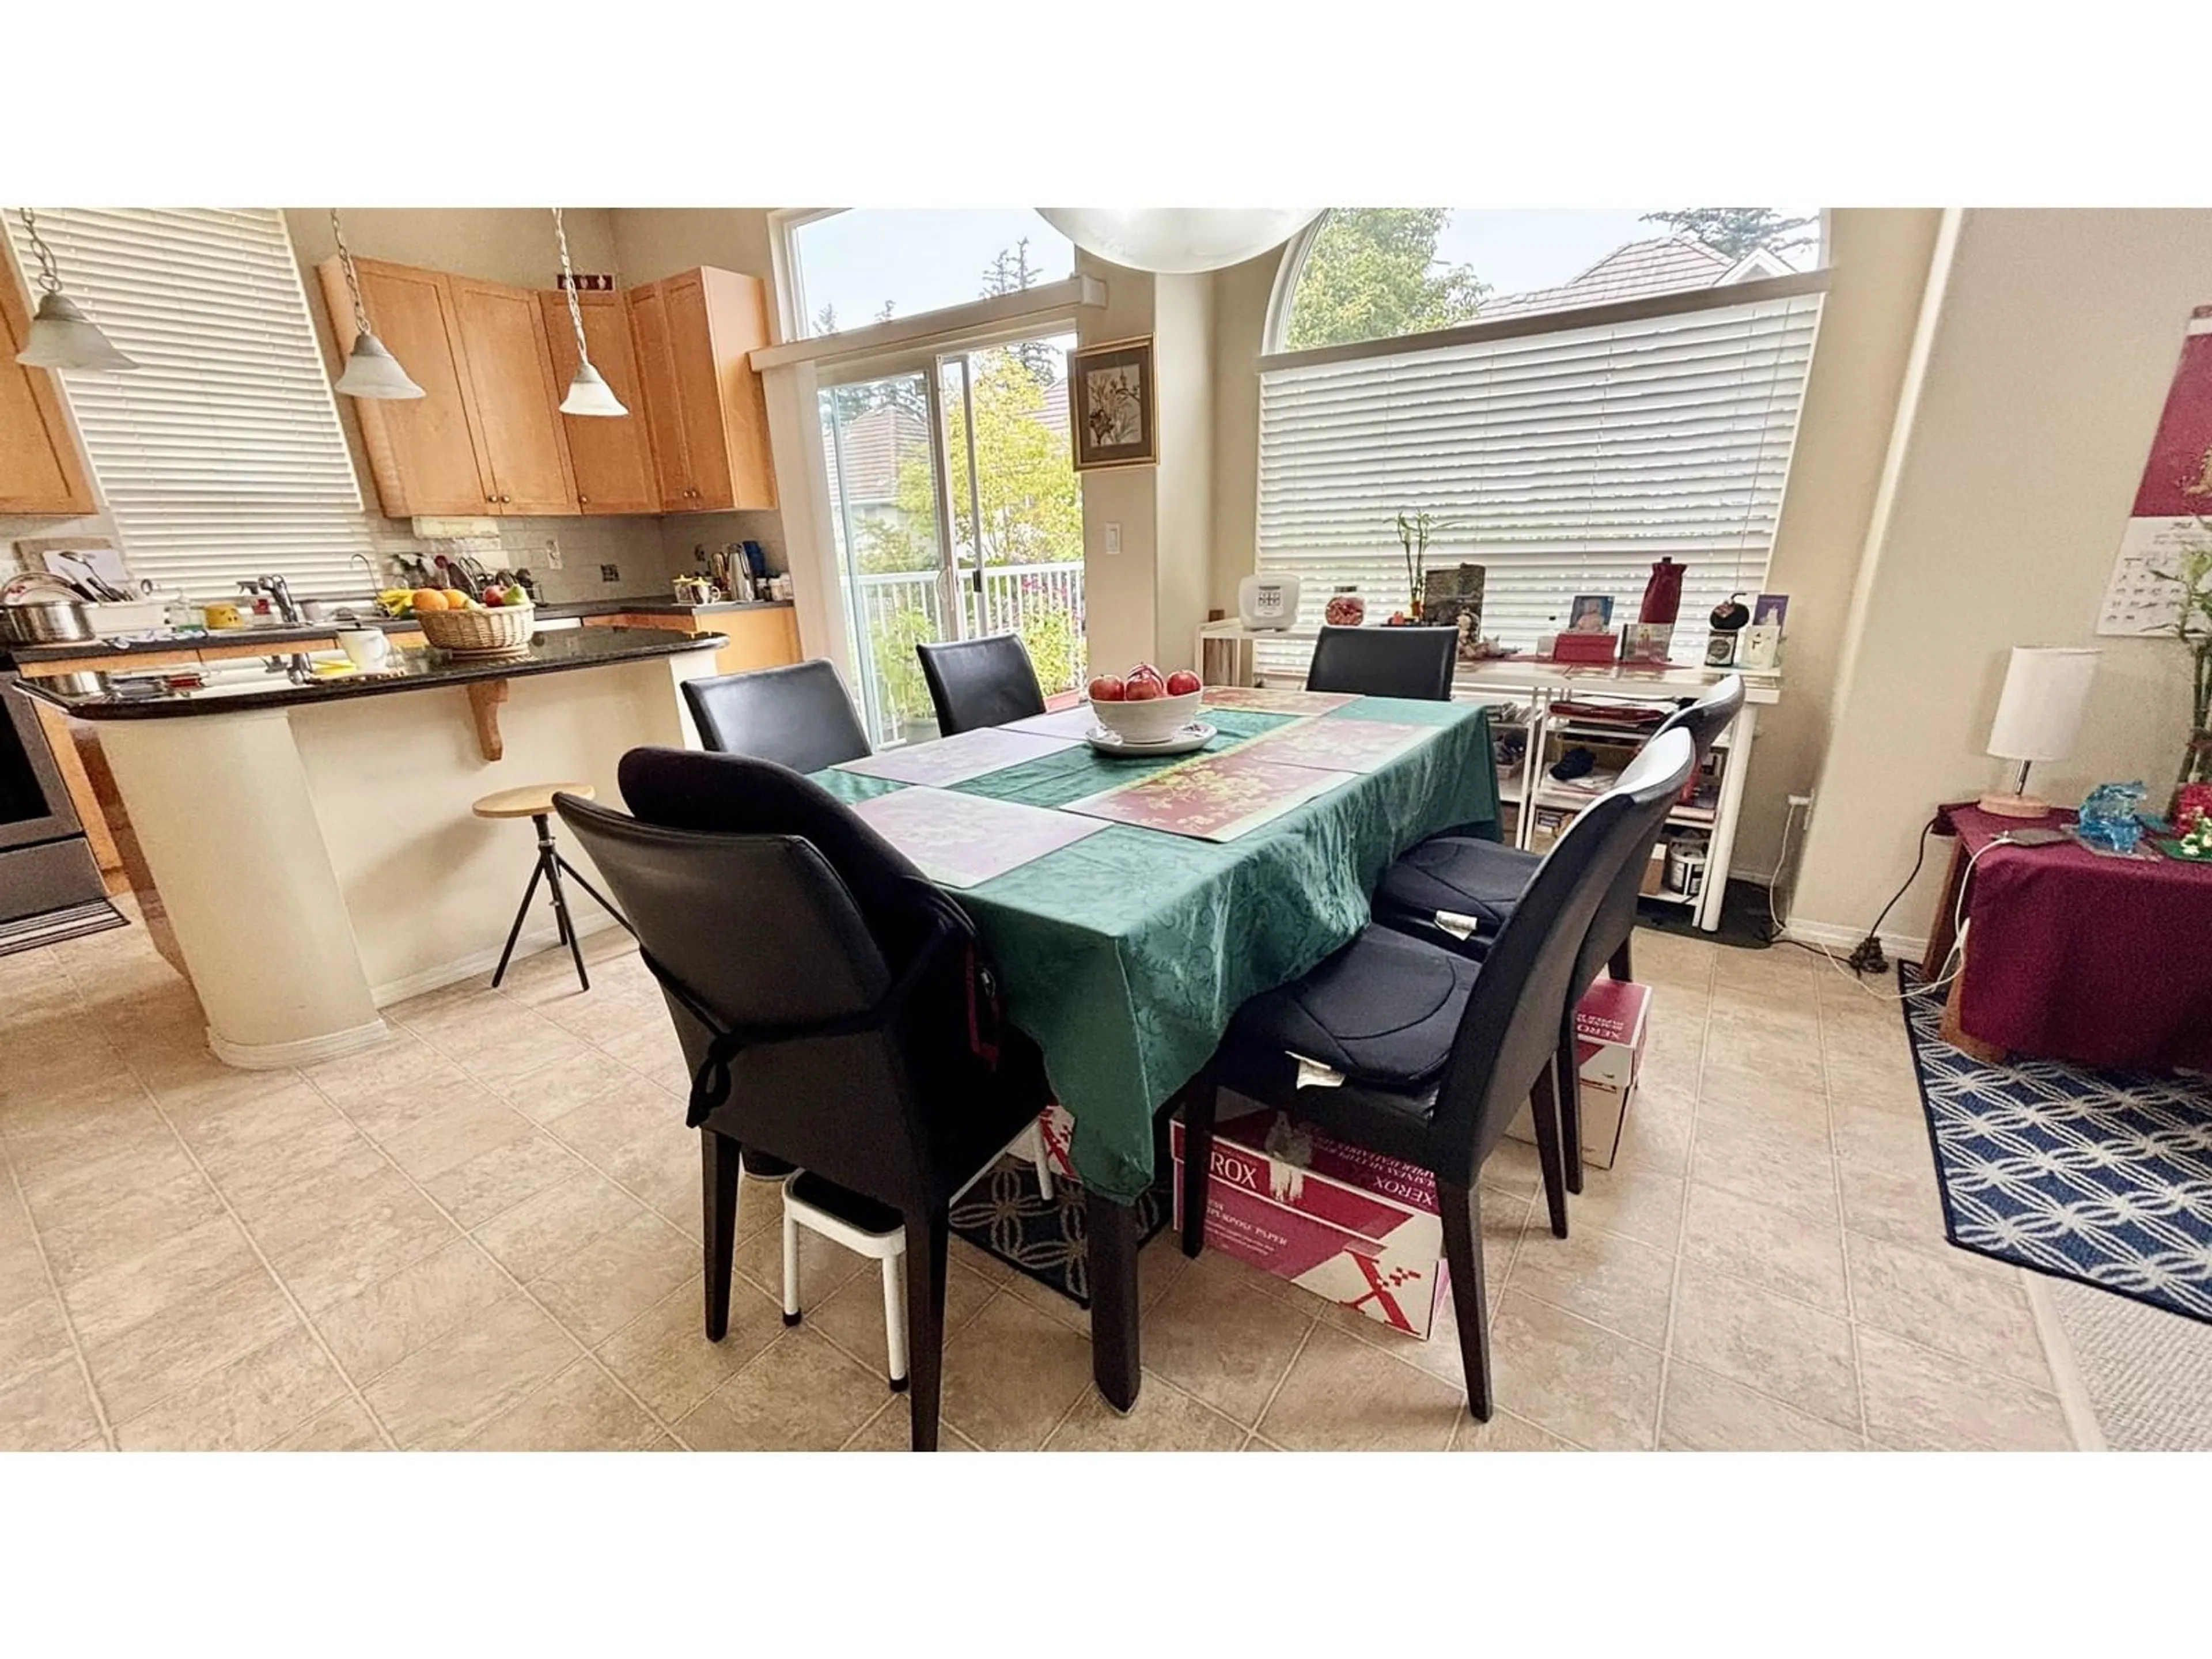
[813,698,1497,1202]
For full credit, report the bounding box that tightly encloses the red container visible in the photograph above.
[1550,631,1621,665]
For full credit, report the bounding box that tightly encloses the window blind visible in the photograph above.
[1255,288,1824,674]
[7,208,374,602]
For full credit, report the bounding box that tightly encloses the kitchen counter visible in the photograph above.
[13,626,723,719]
[29,624,722,1071]
[540,596,794,619]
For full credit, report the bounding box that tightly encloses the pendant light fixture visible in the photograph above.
[551,207,626,418]
[328,209,424,400]
[12,208,138,372]
[1035,209,1322,274]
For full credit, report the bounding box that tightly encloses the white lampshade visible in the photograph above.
[1035,209,1321,274]
[334,331,425,399]
[1987,646,2099,762]
[559,359,627,418]
[16,290,138,372]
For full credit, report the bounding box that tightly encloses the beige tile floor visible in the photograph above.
[0,903,2080,1452]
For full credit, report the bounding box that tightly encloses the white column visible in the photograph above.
[99,710,388,1067]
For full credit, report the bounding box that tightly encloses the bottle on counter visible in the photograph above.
[1324,584,1365,627]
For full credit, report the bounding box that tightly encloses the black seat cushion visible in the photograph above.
[1229,924,1478,1090]
[1376,836,1541,942]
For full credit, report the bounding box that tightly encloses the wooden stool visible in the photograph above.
[474,782,625,992]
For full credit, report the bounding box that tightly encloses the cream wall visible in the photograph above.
[1075,252,1160,676]
[1208,248,1277,618]
[284,209,619,290]
[1787,209,2209,946]
[609,210,777,290]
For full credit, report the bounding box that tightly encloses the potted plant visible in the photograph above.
[1391,511,1469,622]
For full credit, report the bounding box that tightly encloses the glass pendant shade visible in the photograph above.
[559,359,627,417]
[16,290,138,372]
[1035,209,1321,274]
[333,329,425,399]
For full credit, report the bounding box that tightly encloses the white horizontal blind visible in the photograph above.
[9,209,373,601]
[1255,290,1824,674]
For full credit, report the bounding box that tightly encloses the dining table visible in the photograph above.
[809,690,1499,1411]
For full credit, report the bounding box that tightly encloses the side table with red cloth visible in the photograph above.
[1928,801,2212,1073]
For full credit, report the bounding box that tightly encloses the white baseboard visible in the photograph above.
[1781,915,1931,963]
[208,1016,393,1070]
[369,912,626,1006]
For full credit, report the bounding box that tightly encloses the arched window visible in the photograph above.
[1255,207,1828,664]
[1269,207,1824,354]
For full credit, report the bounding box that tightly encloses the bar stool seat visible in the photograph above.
[474,782,595,820]
[475,781,623,992]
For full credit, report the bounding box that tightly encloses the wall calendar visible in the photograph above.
[2099,305,2212,637]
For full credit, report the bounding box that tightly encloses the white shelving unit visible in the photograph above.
[1195,621,1781,933]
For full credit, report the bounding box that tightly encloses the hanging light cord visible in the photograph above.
[552,207,592,362]
[329,209,373,338]
[16,207,65,296]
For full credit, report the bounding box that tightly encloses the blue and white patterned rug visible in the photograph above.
[1899,965,2212,1324]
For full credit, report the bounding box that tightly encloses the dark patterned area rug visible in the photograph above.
[1899,963,2212,1325]
[949,1157,1172,1308]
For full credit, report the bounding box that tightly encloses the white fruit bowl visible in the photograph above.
[1088,687,1204,745]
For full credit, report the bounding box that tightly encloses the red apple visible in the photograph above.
[1088,675,1125,702]
[1123,677,1164,701]
[1165,669,1201,696]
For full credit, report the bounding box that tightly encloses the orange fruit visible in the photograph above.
[411,588,449,612]
[441,588,471,609]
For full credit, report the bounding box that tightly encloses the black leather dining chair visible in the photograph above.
[915,634,1047,735]
[682,660,872,773]
[1181,730,1695,1419]
[1304,623,1458,700]
[1372,675,1744,1191]
[554,747,1051,1451]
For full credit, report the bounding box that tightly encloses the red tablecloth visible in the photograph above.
[1946,802,2212,1072]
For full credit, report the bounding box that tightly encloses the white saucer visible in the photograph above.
[1086,721,1216,757]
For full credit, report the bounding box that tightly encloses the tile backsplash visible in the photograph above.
[362,514,682,605]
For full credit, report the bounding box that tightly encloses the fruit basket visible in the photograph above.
[415,603,536,656]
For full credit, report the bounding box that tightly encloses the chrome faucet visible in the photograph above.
[240,574,302,626]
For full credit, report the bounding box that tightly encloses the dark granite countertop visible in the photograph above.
[540,597,794,619]
[9,626,724,721]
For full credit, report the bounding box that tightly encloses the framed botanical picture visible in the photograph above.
[1069,336,1156,471]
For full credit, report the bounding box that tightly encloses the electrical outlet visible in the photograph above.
[599,563,620,585]
[541,537,563,571]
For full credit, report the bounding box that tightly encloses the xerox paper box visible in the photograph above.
[1171,1106,1450,1339]
[1506,977,1651,1169]
[1038,1101,1077,1182]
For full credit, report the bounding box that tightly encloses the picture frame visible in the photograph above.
[1068,335,1157,471]
[1622,622,1675,666]
[1422,564,1486,660]
[1566,594,1614,634]
[1753,593,1790,631]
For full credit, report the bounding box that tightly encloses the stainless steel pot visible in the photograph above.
[1,598,96,645]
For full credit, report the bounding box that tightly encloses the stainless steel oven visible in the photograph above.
[0,671,107,923]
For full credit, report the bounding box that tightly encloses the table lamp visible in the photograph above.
[1982,646,2099,818]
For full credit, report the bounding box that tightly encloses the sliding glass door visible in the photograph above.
[820,333,1085,747]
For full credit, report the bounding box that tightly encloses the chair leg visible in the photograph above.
[1180,1070,1218,1259]
[903,1211,949,1452]
[488,853,547,989]
[882,1251,910,1393]
[702,1130,740,1341]
[1556,1019,1585,1196]
[1437,1178,1494,1421]
[1611,935,1634,983]
[1528,1058,1570,1239]
[781,1202,802,1327]
[553,853,630,935]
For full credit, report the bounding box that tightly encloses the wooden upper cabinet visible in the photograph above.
[315,258,576,518]
[540,289,657,514]
[627,268,777,513]
[0,253,99,516]
[316,256,493,517]
[448,278,575,516]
